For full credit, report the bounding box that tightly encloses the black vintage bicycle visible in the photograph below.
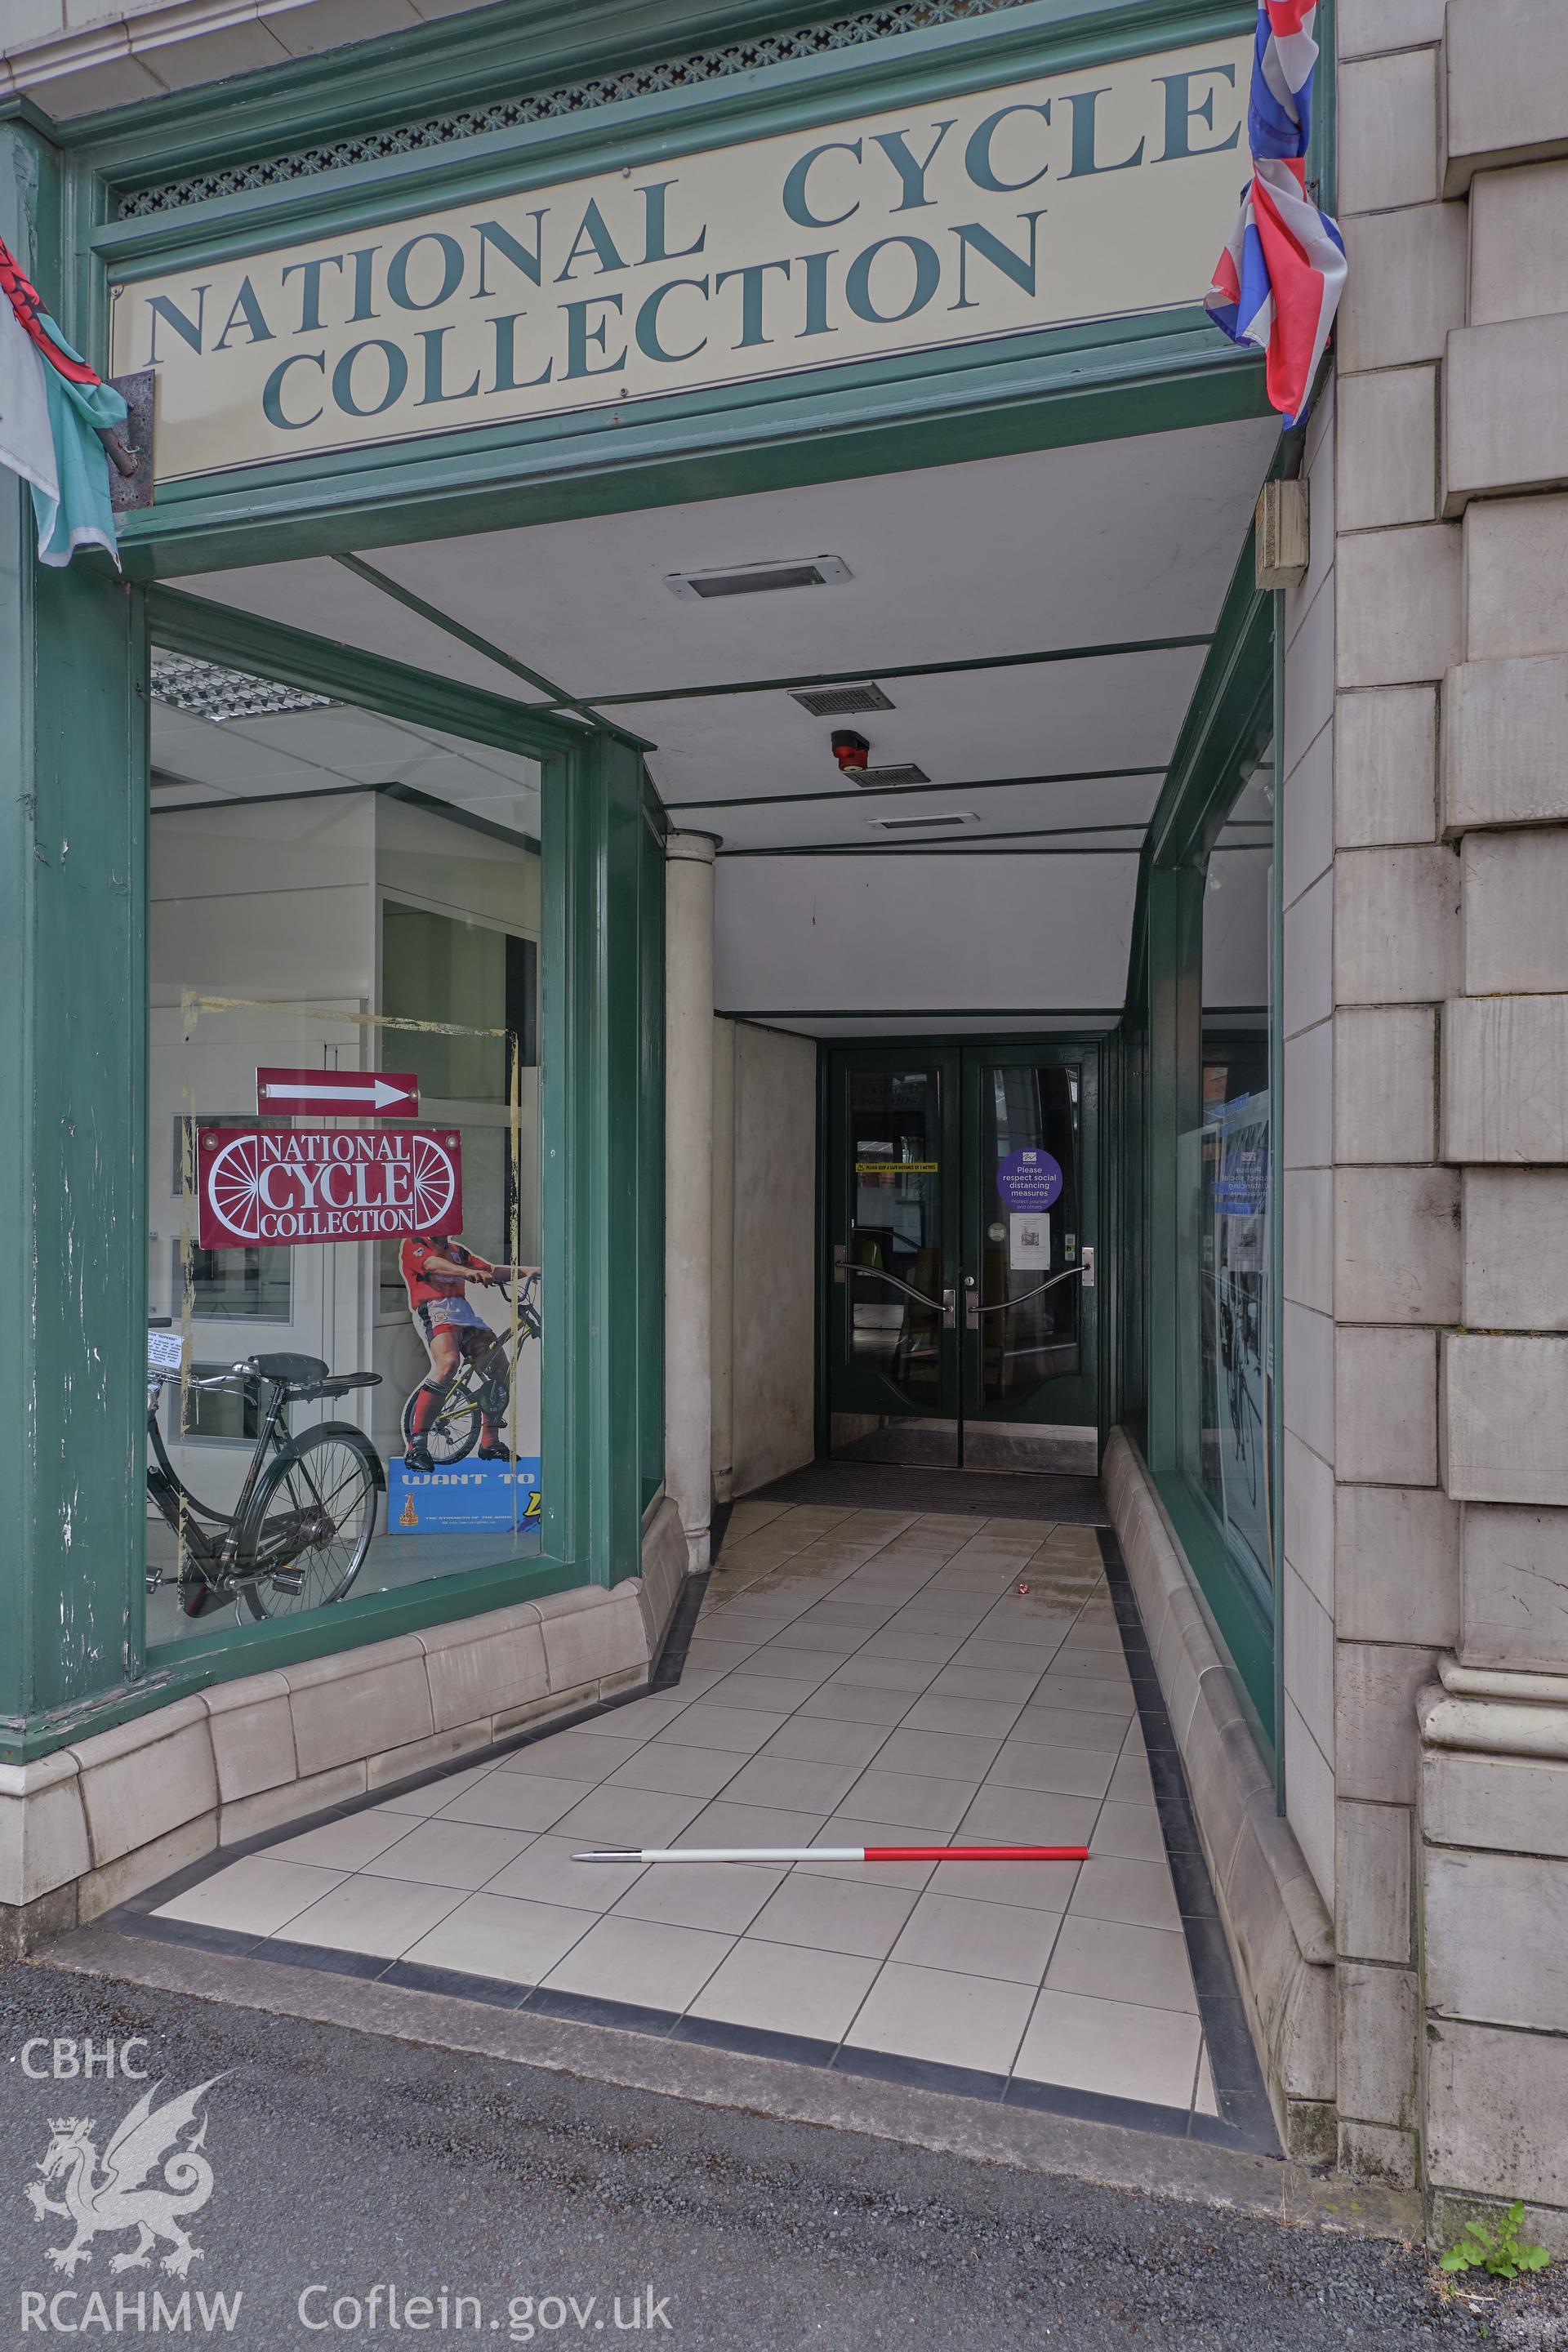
[147,1326,384,1621]
[399,1272,541,1465]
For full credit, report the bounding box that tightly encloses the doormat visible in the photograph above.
[744,1459,1110,1523]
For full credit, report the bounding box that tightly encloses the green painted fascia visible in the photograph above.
[1144,523,1273,874]
[0,1552,586,1767]
[0,94,58,142]
[69,0,1255,222]
[1111,518,1280,1742]
[145,583,605,760]
[117,318,1267,580]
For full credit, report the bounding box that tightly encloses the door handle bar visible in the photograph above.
[841,1263,956,1328]
[967,1264,1087,1325]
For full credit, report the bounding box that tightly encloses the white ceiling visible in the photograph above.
[165,413,1280,1030]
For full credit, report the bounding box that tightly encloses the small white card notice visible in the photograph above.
[1009,1214,1051,1271]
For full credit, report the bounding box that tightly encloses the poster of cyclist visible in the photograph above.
[1208,1092,1271,1587]
[389,1233,542,1536]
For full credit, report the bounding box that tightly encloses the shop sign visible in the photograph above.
[197,1125,462,1245]
[256,1066,420,1116]
[110,35,1250,484]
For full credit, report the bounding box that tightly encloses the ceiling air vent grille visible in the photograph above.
[789,682,894,718]
[666,555,851,599]
[854,763,929,788]
[866,811,978,831]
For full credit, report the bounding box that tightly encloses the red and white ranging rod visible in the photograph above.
[573,1844,1089,1864]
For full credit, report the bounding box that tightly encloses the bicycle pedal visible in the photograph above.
[145,1571,164,1593]
[269,1570,307,1597]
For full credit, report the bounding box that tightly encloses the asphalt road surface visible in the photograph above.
[2,1962,1563,2350]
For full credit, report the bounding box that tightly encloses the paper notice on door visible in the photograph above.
[1009,1214,1051,1270]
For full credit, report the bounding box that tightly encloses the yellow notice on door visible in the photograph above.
[855,1161,938,1174]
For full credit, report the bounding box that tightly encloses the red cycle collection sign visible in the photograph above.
[198,1126,463,1247]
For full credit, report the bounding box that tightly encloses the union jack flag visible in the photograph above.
[1205,2,1347,429]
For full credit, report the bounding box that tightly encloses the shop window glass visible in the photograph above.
[1176,758,1276,1606]
[145,648,545,1646]
[174,1240,292,1323]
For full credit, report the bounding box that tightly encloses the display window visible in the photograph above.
[1177,755,1276,1612]
[145,642,545,1645]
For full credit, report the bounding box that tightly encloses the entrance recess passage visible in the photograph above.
[827,1045,1098,1472]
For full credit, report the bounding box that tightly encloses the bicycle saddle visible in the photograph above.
[246,1352,330,1385]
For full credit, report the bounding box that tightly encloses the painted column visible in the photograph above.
[664,833,718,1570]
[0,116,149,1759]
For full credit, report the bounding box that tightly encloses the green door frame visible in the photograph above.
[958,1040,1099,1436]
[1118,525,1280,1753]
[821,1032,1108,1462]
[826,1041,962,1436]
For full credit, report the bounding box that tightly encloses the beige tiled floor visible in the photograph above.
[154,1501,1218,2123]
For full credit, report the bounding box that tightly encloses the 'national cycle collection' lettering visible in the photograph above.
[110,40,1249,482]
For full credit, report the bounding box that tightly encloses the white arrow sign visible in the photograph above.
[261,1077,411,1109]
[254,1067,421,1118]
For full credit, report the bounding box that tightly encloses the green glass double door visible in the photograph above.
[826,1042,1099,1472]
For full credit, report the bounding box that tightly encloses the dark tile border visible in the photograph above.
[1094,1525,1282,2159]
[831,2046,1009,2105]
[673,2016,836,2069]
[264,1938,394,1980]
[650,1567,710,1690]
[1003,2074,1193,2141]
[523,1987,681,2036]
[382,1959,528,2007]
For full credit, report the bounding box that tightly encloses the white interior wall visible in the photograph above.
[714,851,1137,1020]
[150,794,377,1007]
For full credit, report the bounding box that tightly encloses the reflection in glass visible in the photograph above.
[845,1068,942,1410]
[978,1062,1080,1408]
[145,647,545,1648]
[176,1241,292,1324]
[381,902,537,1104]
[1178,758,1275,1597]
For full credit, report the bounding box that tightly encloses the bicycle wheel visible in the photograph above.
[399,1379,480,1464]
[238,1428,381,1619]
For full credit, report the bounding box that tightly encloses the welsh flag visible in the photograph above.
[0,237,126,567]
